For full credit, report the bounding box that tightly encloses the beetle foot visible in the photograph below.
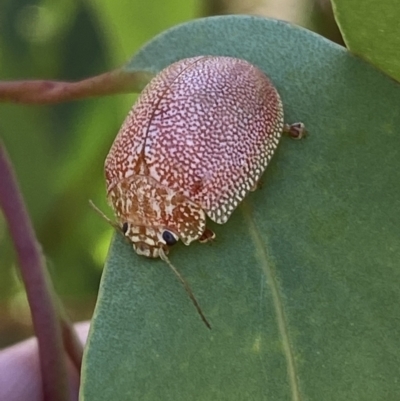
[283,122,307,140]
[198,228,216,244]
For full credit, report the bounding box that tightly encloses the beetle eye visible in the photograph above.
[122,222,129,234]
[162,230,178,246]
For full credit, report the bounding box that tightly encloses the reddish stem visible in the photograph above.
[0,142,69,401]
[0,68,153,104]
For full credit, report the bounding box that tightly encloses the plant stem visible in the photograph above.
[0,142,69,401]
[60,313,84,373]
[0,68,153,104]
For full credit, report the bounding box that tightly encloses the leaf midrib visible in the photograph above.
[242,201,301,401]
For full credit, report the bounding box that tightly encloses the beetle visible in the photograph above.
[104,56,305,259]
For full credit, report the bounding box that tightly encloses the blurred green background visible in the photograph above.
[0,0,341,347]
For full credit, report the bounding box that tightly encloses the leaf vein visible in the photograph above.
[242,201,301,401]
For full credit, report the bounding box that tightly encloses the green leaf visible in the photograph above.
[80,15,400,400]
[332,0,400,82]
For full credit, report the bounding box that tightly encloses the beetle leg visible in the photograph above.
[283,122,307,140]
[250,179,263,192]
[198,228,216,244]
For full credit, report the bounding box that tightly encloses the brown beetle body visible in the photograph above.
[105,56,286,257]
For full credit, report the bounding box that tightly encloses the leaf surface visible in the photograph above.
[81,16,400,401]
[332,0,400,82]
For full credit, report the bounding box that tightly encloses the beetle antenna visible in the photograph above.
[159,248,211,330]
[89,200,120,231]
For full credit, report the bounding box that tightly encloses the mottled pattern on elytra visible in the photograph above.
[105,56,284,253]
